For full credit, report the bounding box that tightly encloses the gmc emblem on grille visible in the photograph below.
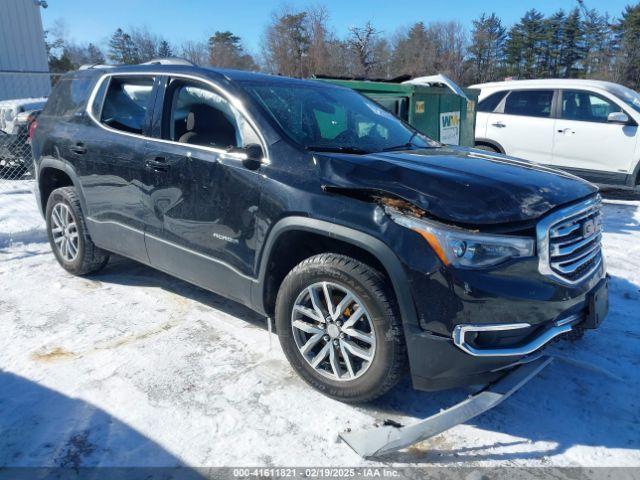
[583,219,597,237]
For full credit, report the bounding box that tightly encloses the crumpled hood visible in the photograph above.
[317,146,598,225]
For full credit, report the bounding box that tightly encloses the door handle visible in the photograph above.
[557,128,575,135]
[145,156,170,172]
[70,142,87,154]
[491,122,506,128]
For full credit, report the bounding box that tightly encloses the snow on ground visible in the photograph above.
[0,180,639,468]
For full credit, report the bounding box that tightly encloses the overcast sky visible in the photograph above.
[42,0,631,54]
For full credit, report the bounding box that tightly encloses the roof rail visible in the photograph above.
[78,63,115,70]
[314,74,412,83]
[139,57,196,66]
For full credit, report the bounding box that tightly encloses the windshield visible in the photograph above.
[608,84,640,114]
[240,80,438,153]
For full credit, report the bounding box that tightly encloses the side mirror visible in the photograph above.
[225,143,264,170]
[241,143,263,170]
[607,112,630,124]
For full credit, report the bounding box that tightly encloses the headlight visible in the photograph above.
[388,209,535,268]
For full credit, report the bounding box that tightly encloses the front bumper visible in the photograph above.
[403,257,607,392]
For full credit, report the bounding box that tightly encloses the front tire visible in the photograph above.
[46,186,109,275]
[275,253,406,403]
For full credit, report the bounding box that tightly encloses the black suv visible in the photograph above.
[32,64,608,402]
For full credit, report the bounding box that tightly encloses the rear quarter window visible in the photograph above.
[42,75,95,119]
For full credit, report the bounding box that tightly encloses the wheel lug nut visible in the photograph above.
[333,339,339,346]
[340,332,346,339]
[323,335,330,342]
[336,320,342,327]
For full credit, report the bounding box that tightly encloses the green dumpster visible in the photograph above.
[316,77,479,147]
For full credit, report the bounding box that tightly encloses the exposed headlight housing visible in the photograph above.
[387,209,535,269]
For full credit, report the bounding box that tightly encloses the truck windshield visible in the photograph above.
[241,81,437,153]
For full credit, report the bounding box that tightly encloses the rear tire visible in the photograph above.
[46,186,109,275]
[275,253,406,403]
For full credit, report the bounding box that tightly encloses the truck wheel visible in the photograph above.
[275,253,406,403]
[45,186,109,275]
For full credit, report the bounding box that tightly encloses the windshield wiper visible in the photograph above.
[380,143,415,152]
[306,145,371,155]
[380,131,420,152]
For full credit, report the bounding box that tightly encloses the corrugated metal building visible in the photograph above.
[0,0,50,101]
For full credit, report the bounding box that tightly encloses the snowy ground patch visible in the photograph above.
[0,181,639,467]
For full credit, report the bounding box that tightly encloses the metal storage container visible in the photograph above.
[317,76,479,147]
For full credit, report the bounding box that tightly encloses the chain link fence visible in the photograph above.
[1,71,59,246]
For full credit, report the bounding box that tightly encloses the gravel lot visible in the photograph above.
[1,181,639,467]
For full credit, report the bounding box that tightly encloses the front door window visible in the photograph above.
[163,81,259,150]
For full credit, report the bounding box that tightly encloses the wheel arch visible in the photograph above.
[253,217,417,328]
[474,138,505,154]
[37,159,85,215]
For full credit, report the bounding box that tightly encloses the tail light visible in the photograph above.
[28,120,38,139]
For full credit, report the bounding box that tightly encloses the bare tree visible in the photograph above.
[305,6,335,75]
[431,21,468,83]
[64,42,104,66]
[347,21,384,78]
[180,40,209,66]
[129,27,160,62]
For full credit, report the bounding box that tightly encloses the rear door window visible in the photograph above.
[100,76,155,135]
[561,90,622,123]
[503,90,554,118]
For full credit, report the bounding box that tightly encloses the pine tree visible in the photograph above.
[208,31,257,70]
[108,28,139,64]
[505,9,545,78]
[541,11,566,77]
[48,49,75,73]
[582,9,614,78]
[560,8,585,78]
[391,22,434,77]
[158,40,173,58]
[86,43,105,64]
[614,4,640,88]
[468,13,506,83]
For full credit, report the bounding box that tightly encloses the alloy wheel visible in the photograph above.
[291,281,376,381]
[51,203,79,262]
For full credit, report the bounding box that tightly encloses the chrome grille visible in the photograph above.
[537,195,603,284]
